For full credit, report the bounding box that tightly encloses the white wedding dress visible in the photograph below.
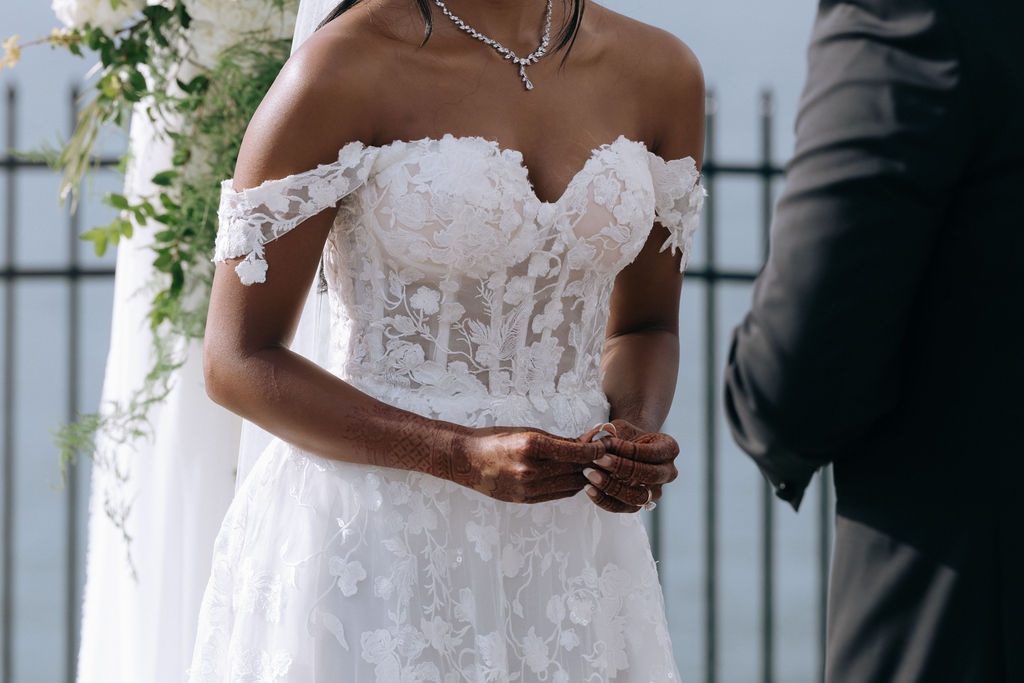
[188,134,704,682]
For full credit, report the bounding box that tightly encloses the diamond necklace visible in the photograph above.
[432,0,553,91]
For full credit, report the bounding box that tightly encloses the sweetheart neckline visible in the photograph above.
[227,134,700,215]
[364,134,696,207]
[372,134,651,205]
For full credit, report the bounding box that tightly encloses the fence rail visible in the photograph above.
[0,83,833,683]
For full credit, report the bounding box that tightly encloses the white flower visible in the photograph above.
[522,627,550,674]
[406,495,437,535]
[613,188,644,226]
[591,174,622,208]
[420,616,453,652]
[566,239,597,270]
[466,521,499,561]
[475,632,508,672]
[474,342,499,368]
[328,557,366,597]
[234,255,268,285]
[527,252,552,278]
[502,275,533,305]
[360,629,397,665]
[182,0,297,69]
[598,565,633,599]
[559,629,580,652]
[257,650,293,682]
[387,315,419,336]
[409,286,440,314]
[411,360,446,386]
[52,0,145,33]
[600,221,632,245]
[387,341,426,373]
[184,19,234,71]
[395,625,428,660]
[531,299,564,335]
[307,177,338,207]
[567,594,593,626]
[392,193,430,226]
[386,481,412,506]
[501,543,523,578]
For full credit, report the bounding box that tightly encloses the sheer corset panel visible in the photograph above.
[214,135,705,436]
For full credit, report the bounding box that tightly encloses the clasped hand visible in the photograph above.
[453,419,678,513]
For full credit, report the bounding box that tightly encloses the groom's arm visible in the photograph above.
[723,1,967,509]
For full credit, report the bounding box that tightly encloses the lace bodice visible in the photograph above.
[215,135,704,436]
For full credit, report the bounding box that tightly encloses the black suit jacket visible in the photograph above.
[724,1,1023,681]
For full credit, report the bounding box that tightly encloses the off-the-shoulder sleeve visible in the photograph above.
[648,153,706,272]
[214,141,378,285]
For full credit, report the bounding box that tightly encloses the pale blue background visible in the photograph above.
[1,1,822,681]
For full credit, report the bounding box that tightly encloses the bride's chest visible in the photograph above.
[332,136,659,278]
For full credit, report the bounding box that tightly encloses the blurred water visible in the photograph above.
[1,1,823,681]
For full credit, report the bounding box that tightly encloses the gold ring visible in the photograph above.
[642,485,656,512]
[600,422,617,438]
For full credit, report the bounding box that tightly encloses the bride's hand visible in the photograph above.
[448,427,607,504]
[577,419,679,513]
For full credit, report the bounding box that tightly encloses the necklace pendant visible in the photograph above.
[435,0,550,91]
[519,64,533,90]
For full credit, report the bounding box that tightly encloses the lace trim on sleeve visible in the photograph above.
[648,153,706,273]
[214,141,377,285]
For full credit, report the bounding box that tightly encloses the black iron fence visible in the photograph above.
[0,83,833,683]
[1,84,117,683]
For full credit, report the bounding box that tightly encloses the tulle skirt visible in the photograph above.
[187,439,680,682]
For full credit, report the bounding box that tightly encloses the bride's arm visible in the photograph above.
[589,32,705,512]
[204,27,604,503]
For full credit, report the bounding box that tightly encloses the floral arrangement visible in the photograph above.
[2,0,298,572]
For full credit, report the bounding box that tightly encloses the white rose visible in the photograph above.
[184,18,235,70]
[182,0,296,68]
[52,0,145,33]
[183,0,297,69]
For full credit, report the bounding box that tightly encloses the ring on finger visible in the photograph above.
[641,485,656,512]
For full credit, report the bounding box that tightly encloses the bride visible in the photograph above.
[188,0,704,679]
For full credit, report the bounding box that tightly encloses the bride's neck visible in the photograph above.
[428,0,557,46]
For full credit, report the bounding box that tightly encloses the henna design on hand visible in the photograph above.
[578,418,679,513]
[345,403,605,505]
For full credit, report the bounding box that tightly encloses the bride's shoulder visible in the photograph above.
[589,6,703,98]
[279,11,391,120]
[231,11,394,187]
[587,5,704,157]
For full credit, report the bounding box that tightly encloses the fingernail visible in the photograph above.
[584,484,598,498]
[582,467,602,485]
[593,455,613,468]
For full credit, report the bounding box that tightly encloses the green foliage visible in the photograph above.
[55,4,190,208]
[48,2,295,569]
[59,35,292,456]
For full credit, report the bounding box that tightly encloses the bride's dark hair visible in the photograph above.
[316,0,586,58]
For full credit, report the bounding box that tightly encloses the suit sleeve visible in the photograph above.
[723,1,968,509]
